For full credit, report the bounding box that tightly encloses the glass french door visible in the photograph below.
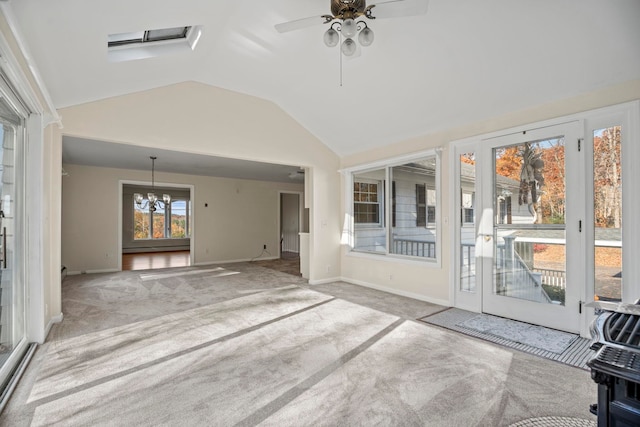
[0,93,27,389]
[454,103,639,335]
[479,122,583,332]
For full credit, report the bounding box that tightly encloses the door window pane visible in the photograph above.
[593,126,622,301]
[460,153,476,292]
[493,137,567,305]
[0,98,26,387]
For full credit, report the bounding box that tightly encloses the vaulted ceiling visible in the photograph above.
[9,0,640,157]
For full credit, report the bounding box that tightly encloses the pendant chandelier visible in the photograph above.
[134,156,170,212]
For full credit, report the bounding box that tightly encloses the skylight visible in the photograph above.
[108,27,191,47]
[107,26,202,63]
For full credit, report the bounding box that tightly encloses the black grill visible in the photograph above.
[606,313,640,347]
[588,301,640,426]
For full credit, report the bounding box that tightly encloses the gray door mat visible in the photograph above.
[419,308,594,369]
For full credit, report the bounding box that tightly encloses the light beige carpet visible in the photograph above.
[0,263,597,426]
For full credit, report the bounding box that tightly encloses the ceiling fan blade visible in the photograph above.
[367,0,429,19]
[275,15,330,33]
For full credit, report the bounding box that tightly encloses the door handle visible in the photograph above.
[479,234,492,242]
[1,227,5,269]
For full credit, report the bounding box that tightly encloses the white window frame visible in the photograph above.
[133,195,191,240]
[342,148,442,264]
[353,177,384,228]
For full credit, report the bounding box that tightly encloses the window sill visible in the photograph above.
[346,249,440,268]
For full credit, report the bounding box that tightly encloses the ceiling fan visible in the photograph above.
[275,0,429,57]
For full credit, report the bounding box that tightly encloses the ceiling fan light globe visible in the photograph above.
[323,28,339,47]
[358,27,374,47]
[341,18,357,38]
[341,38,356,56]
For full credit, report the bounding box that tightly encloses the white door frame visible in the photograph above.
[450,100,640,338]
[479,121,583,333]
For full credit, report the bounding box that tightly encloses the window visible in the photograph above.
[416,184,426,226]
[351,154,439,260]
[170,200,189,238]
[462,192,474,224]
[134,200,151,239]
[108,27,191,47]
[391,181,396,227]
[416,185,436,226]
[107,26,202,63]
[353,180,382,225]
[134,195,190,240]
[352,169,387,253]
[428,206,436,223]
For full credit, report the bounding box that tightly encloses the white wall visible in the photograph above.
[62,163,303,274]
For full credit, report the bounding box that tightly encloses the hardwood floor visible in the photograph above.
[122,250,299,275]
[122,251,191,271]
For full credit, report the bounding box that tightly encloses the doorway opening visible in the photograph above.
[255,191,305,277]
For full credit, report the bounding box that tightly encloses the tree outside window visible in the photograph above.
[134,196,190,239]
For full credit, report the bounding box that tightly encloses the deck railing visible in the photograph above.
[461,241,566,288]
[533,268,566,290]
[392,238,435,258]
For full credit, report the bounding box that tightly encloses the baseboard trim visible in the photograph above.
[339,277,451,307]
[67,268,119,275]
[193,256,279,267]
[308,276,341,285]
[44,313,63,342]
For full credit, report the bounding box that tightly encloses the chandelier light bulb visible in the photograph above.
[341,18,357,38]
[323,28,339,47]
[358,27,374,47]
[341,38,356,56]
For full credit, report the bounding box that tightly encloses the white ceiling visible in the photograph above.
[62,136,305,183]
[8,0,640,159]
